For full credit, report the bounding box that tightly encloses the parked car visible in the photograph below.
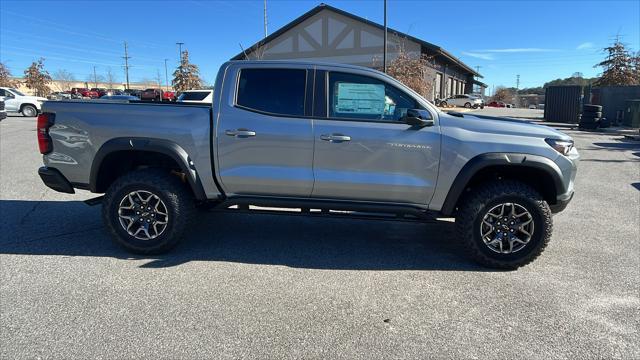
[529,105,537,109]
[0,87,47,117]
[90,88,108,97]
[0,100,6,121]
[99,95,139,101]
[176,90,213,103]
[123,89,142,98]
[440,94,484,109]
[48,92,72,100]
[487,101,506,108]
[37,61,579,269]
[106,89,123,96]
[140,88,175,102]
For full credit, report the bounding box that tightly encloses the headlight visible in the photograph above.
[545,138,574,156]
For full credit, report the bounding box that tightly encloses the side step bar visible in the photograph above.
[211,197,436,222]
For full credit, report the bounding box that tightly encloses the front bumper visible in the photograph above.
[38,167,75,194]
[550,191,573,213]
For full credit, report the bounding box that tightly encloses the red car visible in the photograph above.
[487,101,506,108]
[140,88,175,102]
[90,88,108,97]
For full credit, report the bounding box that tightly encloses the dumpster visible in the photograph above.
[623,100,640,128]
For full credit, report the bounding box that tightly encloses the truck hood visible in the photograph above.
[21,95,47,102]
[441,112,572,140]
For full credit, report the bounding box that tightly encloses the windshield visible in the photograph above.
[9,88,26,96]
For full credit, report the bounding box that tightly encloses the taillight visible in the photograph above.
[37,113,55,154]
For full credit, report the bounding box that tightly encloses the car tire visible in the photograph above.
[583,111,602,118]
[21,104,37,117]
[455,180,552,269]
[464,102,472,108]
[583,104,602,112]
[102,168,195,254]
[440,101,448,107]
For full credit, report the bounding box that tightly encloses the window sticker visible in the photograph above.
[334,82,385,115]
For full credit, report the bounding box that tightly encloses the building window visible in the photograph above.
[236,68,307,116]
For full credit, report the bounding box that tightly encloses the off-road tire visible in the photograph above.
[21,104,37,117]
[102,168,195,254]
[455,180,553,269]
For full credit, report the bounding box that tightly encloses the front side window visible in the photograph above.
[328,72,419,122]
[236,68,306,117]
[9,88,24,96]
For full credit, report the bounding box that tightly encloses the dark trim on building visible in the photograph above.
[231,3,481,78]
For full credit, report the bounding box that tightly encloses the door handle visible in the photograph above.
[225,129,256,138]
[320,134,351,142]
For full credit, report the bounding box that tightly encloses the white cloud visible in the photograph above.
[577,42,594,50]
[474,48,558,53]
[461,52,494,60]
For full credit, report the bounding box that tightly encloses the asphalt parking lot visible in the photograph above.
[1,114,639,359]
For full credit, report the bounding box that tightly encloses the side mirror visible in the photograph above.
[402,109,434,128]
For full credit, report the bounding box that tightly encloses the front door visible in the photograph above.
[311,71,441,205]
[216,67,315,197]
[0,89,18,112]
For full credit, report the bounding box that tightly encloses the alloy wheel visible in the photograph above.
[480,202,534,254]
[117,190,169,240]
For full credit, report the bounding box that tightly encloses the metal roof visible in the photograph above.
[231,3,482,78]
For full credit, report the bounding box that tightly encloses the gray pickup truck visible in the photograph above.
[37,61,578,269]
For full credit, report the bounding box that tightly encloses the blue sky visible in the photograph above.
[1,0,638,90]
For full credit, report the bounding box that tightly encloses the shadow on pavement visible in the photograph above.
[0,200,490,272]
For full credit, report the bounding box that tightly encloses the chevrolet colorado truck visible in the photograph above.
[37,61,579,269]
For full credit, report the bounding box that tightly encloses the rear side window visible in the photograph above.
[236,68,306,117]
[179,91,210,101]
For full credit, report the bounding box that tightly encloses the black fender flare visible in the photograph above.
[90,137,207,200]
[440,153,565,216]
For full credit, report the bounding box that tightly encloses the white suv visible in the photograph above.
[0,87,47,117]
[441,94,484,109]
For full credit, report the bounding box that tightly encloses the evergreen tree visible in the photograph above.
[23,58,52,96]
[172,50,202,92]
[594,38,640,86]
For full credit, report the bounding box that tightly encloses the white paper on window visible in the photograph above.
[334,83,385,115]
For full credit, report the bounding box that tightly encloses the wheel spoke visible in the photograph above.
[480,202,534,255]
[118,190,169,241]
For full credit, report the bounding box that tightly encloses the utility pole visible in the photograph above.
[263,0,268,38]
[515,74,520,108]
[176,42,185,65]
[122,41,131,90]
[383,0,387,73]
[93,66,97,88]
[164,59,169,91]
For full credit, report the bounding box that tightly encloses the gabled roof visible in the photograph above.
[231,3,481,78]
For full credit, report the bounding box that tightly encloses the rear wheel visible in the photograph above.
[455,180,552,269]
[102,168,195,254]
[440,101,448,107]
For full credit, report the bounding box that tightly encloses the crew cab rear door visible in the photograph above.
[215,65,315,197]
[311,69,441,205]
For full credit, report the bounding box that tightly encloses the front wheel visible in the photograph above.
[21,105,37,117]
[455,180,552,269]
[464,102,472,108]
[102,169,195,254]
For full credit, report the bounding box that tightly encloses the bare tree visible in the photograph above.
[155,69,163,88]
[23,58,52,96]
[86,73,105,88]
[374,42,435,99]
[491,86,514,103]
[0,62,19,87]
[53,69,75,92]
[105,67,118,89]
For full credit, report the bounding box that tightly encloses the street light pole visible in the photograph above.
[176,42,184,65]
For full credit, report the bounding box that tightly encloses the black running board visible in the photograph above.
[211,197,436,222]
